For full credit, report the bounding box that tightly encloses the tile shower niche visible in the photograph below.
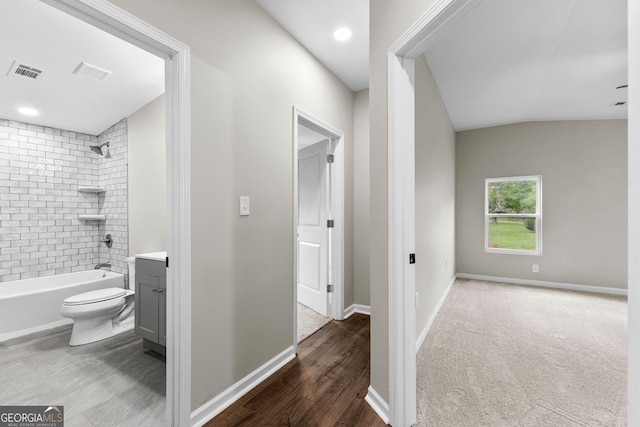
[78,186,106,221]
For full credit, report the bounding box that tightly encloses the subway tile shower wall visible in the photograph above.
[97,120,128,281]
[0,118,128,283]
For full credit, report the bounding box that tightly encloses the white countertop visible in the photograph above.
[136,251,167,261]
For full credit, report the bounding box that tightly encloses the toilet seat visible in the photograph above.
[61,289,129,322]
[59,267,137,346]
[63,288,126,306]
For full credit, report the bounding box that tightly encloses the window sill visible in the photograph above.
[485,248,542,256]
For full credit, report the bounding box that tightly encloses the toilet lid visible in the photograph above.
[64,288,126,305]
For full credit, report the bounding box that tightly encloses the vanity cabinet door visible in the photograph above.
[158,277,166,347]
[135,257,167,354]
[135,273,160,343]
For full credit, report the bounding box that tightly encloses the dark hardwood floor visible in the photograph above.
[205,313,387,426]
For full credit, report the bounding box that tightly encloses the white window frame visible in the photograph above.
[485,175,542,256]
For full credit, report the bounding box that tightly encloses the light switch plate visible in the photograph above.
[240,196,250,216]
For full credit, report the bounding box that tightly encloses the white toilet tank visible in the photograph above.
[127,256,136,291]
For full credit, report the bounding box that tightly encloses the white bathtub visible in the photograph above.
[0,270,125,342]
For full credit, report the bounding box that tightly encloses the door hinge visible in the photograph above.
[327,154,334,163]
[327,284,334,293]
[327,219,334,228]
[409,253,415,264]
[166,257,169,268]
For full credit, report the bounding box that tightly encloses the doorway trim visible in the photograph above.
[385,0,487,425]
[40,1,191,426]
[292,106,345,349]
[628,1,640,425]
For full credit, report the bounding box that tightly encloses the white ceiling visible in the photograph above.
[256,0,627,131]
[255,0,369,92]
[4,1,624,136]
[424,0,628,131]
[0,0,164,136]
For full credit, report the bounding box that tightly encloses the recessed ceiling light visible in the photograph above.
[18,107,39,116]
[333,28,352,41]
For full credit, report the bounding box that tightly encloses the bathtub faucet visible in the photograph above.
[95,262,111,270]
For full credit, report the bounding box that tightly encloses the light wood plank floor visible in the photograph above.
[0,326,165,427]
[205,313,386,426]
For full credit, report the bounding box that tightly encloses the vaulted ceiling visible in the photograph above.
[423,0,628,131]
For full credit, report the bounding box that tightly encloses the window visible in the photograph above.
[485,176,541,255]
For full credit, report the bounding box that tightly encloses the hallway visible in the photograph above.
[206,314,385,426]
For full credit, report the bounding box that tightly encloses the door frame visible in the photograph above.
[386,1,482,423]
[628,1,640,424]
[386,0,639,425]
[41,1,191,426]
[293,106,345,350]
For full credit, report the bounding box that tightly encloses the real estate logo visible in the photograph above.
[0,406,64,427]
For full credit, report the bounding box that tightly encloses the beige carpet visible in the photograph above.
[417,279,627,427]
[297,303,330,343]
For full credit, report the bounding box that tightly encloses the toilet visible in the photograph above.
[60,257,137,346]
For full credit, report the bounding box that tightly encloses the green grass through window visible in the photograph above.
[488,219,536,251]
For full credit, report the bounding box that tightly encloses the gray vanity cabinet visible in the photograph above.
[135,257,166,355]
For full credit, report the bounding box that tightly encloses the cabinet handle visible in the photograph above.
[152,288,157,292]
[157,289,164,294]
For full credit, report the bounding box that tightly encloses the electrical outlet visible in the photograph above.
[532,264,539,273]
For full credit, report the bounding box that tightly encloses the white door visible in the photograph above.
[297,140,330,317]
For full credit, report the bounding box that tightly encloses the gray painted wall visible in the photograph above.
[127,95,166,256]
[456,120,627,289]
[110,0,356,410]
[415,56,456,338]
[370,0,440,403]
[354,89,370,306]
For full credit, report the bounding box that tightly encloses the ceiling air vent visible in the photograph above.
[7,61,45,80]
[73,62,112,82]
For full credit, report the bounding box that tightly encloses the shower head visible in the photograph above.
[89,142,110,157]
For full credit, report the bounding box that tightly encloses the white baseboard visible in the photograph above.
[365,385,390,425]
[416,275,456,352]
[343,303,371,318]
[0,318,72,343]
[456,273,628,296]
[190,346,296,426]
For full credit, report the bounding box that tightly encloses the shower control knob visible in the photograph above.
[102,234,113,248]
